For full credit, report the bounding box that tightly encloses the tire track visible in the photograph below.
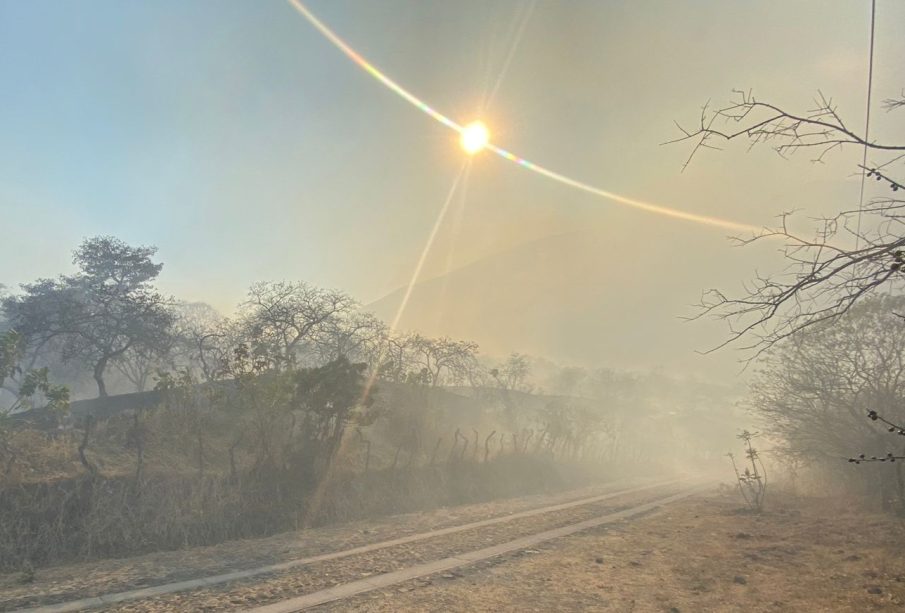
[247,486,707,612]
[13,480,676,612]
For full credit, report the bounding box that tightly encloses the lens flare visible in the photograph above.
[285,0,762,235]
[460,121,489,155]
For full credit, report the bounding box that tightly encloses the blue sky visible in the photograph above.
[2,1,543,305]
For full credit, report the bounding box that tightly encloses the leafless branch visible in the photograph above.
[666,90,905,169]
[671,88,905,357]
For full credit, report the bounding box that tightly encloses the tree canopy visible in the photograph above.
[2,237,172,397]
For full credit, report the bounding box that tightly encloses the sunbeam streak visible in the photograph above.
[483,0,537,113]
[285,0,763,235]
[361,161,470,405]
[303,163,469,526]
[388,162,471,334]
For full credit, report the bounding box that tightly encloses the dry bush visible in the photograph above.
[0,443,588,571]
[0,364,637,571]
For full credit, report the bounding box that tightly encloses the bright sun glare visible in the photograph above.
[460,121,489,155]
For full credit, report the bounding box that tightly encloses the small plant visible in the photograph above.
[728,430,767,511]
[1,330,70,478]
[1,330,70,419]
[18,561,35,585]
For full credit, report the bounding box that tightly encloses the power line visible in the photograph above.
[856,0,877,247]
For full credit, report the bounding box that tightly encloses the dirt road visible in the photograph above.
[313,490,905,613]
[7,482,901,612]
[4,480,693,612]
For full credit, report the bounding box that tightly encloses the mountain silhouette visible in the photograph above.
[367,227,747,379]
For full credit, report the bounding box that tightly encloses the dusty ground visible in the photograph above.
[326,490,905,612]
[4,485,905,612]
[0,480,646,611]
[95,486,681,611]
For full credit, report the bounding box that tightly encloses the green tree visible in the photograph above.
[0,329,69,417]
[2,236,173,397]
[295,357,375,465]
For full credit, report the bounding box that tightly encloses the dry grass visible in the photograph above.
[330,489,905,612]
[0,481,630,611]
[0,445,602,572]
[0,383,626,574]
[6,487,901,611]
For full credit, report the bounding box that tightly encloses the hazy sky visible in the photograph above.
[2,1,903,376]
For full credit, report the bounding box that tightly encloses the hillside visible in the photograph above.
[368,228,759,380]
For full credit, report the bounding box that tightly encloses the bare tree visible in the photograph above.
[112,342,173,392]
[169,301,231,382]
[375,332,417,383]
[310,310,387,367]
[750,295,905,462]
[750,295,905,508]
[671,88,905,356]
[238,281,354,368]
[490,353,533,393]
[408,334,480,387]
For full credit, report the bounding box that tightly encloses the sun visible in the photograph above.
[460,121,489,155]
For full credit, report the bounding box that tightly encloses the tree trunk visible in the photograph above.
[93,358,109,397]
[78,415,97,474]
